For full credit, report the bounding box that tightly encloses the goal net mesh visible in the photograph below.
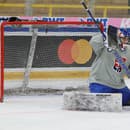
[0,21,103,101]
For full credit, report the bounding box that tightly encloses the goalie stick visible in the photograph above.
[81,0,130,78]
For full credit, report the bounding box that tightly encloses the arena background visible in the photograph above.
[2,17,130,89]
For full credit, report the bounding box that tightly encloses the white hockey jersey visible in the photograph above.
[88,33,130,89]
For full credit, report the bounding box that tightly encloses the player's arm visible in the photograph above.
[89,33,105,55]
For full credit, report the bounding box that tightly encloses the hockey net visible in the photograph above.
[0,21,103,102]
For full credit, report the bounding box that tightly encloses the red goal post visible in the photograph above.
[0,21,104,102]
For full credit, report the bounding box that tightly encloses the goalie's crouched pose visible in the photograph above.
[88,25,130,106]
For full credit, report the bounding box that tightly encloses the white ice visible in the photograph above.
[0,95,130,130]
[0,79,130,130]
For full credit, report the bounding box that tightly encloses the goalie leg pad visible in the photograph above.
[63,92,122,112]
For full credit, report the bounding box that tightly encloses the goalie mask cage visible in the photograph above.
[0,21,103,102]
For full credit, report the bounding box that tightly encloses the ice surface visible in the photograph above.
[0,79,130,130]
[0,95,130,130]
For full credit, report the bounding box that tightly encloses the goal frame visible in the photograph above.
[0,21,104,102]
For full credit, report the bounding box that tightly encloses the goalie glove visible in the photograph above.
[107,25,119,49]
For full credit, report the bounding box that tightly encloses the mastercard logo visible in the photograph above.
[58,39,92,64]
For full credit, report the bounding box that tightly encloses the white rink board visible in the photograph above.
[5,79,88,90]
[4,68,89,90]
[4,78,130,90]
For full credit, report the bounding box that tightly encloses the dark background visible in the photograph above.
[4,35,95,68]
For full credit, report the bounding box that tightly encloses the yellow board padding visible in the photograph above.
[4,71,90,80]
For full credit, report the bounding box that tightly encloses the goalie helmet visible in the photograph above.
[120,29,130,45]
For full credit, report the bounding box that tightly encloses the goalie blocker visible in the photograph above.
[63,92,122,112]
